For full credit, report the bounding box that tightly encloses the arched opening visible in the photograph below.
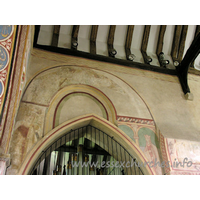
[18,114,154,175]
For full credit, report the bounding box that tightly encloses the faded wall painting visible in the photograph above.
[118,125,135,143]
[20,26,33,94]
[23,66,152,119]
[166,138,200,175]
[138,127,162,175]
[8,102,46,174]
[117,116,162,174]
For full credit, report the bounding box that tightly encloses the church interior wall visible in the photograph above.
[3,31,200,175]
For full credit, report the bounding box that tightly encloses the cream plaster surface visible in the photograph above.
[56,94,106,126]
[8,47,200,175]
[25,49,200,142]
[23,65,152,120]
[114,72,200,141]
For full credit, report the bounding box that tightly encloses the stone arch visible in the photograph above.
[9,65,161,175]
[44,84,117,134]
[18,114,155,175]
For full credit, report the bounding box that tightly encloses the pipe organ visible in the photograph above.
[31,125,144,175]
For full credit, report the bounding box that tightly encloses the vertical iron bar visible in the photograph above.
[129,154,132,175]
[49,145,52,175]
[38,156,41,175]
[69,130,71,175]
[124,147,126,175]
[95,127,96,146]
[82,127,83,145]
[111,137,114,175]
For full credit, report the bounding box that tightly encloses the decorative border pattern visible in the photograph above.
[159,132,171,174]
[0,25,16,118]
[117,115,155,126]
[0,26,33,154]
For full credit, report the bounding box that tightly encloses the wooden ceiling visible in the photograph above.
[35,25,200,73]
[34,25,200,96]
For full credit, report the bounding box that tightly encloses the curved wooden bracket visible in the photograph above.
[176,32,200,95]
[141,25,152,64]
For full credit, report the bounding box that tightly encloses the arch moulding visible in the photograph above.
[18,114,154,175]
[44,84,118,134]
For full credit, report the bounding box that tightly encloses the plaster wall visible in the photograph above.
[26,49,200,141]
[7,48,200,174]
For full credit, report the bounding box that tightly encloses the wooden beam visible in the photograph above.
[33,25,41,46]
[107,25,116,45]
[177,25,188,62]
[90,25,99,54]
[156,25,169,68]
[125,25,134,49]
[71,25,80,50]
[34,43,177,75]
[141,25,152,64]
[141,25,151,52]
[171,25,182,64]
[72,25,80,39]
[190,25,200,68]
[51,25,60,47]
[125,25,135,60]
[107,25,116,57]
[177,31,200,95]
[156,25,167,55]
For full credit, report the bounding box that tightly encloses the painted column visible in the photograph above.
[0,25,33,158]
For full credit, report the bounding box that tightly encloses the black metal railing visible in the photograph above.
[30,125,144,175]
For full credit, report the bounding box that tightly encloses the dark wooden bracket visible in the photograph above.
[156,25,169,68]
[90,25,99,54]
[107,25,117,57]
[125,25,135,61]
[71,25,80,50]
[141,25,152,64]
[171,25,182,66]
[176,32,200,96]
[51,25,60,47]
[177,25,188,63]
[190,25,200,68]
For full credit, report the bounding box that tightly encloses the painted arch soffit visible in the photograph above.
[22,65,154,120]
[44,84,118,134]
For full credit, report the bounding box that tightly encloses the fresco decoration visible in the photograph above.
[0,80,4,97]
[159,133,171,174]
[19,26,32,95]
[0,25,13,41]
[0,45,9,71]
[0,25,16,120]
[138,127,162,175]
[117,115,156,146]
[118,125,135,142]
[117,115,163,174]
[117,116,155,126]
[9,102,46,172]
[166,138,200,175]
